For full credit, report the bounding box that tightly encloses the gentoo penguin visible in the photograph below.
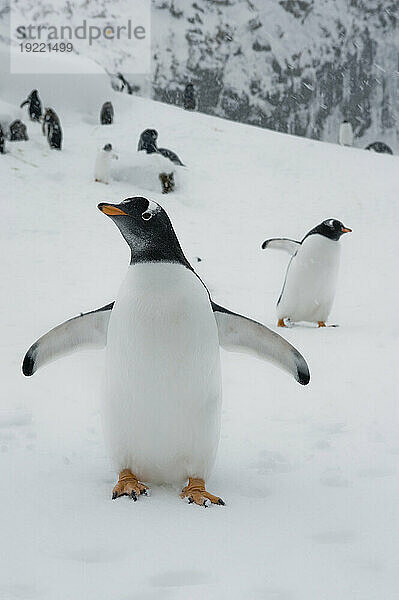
[138,129,185,166]
[42,108,60,137]
[94,143,118,184]
[20,90,42,122]
[9,119,28,141]
[365,141,393,155]
[47,117,63,150]
[339,120,353,147]
[183,83,196,110]
[23,197,310,506]
[100,101,114,125]
[137,129,183,193]
[0,124,5,154]
[262,219,352,327]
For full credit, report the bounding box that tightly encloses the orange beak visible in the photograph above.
[98,204,128,216]
[341,227,352,233]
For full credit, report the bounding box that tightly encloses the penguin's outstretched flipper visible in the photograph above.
[22,302,114,376]
[157,147,185,166]
[212,303,310,385]
[261,238,300,255]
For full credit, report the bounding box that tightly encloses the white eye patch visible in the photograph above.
[141,198,161,220]
[326,219,335,228]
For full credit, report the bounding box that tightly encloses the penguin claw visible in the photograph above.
[112,469,149,502]
[180,478,225,507]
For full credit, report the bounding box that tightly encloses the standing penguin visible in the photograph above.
[23,197,310,506]
[262,219,352,327]
[339,120,353,147]
[20,90,42,122]
[183,83,196,110]
[94,143,118,184]
[9,120,28,141]
[42,108,60,137]
[100,102,114,125]
[47,115,63,150]
[0,125,5,154]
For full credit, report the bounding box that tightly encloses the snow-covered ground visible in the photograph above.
[0,83,398,600]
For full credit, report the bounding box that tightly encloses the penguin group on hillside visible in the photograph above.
[262,219,352,328]
[23,196,310,506]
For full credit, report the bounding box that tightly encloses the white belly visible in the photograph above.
[277,235,341,323]
[94,152,110,183]
[102,263,222,484]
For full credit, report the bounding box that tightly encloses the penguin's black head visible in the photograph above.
[98,196,191,267]
[137,129,158,153]
[306,219,352,241]
[103,143,112,151]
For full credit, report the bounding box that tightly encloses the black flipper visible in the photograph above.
[261,238,301,255]
[22,303,114,376]
[157,147,185,166]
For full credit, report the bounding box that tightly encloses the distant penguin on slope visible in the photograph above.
[9,120,28,141]
[183,83,196,110]
[20,90,42,122]
[365,141,393,155]
[262,219,352,327]
[23,197,310,506]
[42,108,60,137]
[137,129,183,193]
[339,120,353,147]
[0,125,5,154]
[46,113,63,150]
[138,128,185,166]
[100,101,114,125]
[94,143,118,184]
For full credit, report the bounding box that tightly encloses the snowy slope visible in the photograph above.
[1,0,397,148]
[1,85,398,600]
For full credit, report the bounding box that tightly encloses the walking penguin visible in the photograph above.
[20,90,42,122]
[23,196,310,506]
[262,219,352,327]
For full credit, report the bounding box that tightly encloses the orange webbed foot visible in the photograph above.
[112,469,149,501]
[180,478,225,507]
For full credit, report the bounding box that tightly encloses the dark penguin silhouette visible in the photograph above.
[117,73,133,95]
[183,83,196,110]
[42,108,60,137]
[9,120,28,141]
[47,118,62,150]
[0,125,5,154]
[137,129,184,166]
[20,90,42,122]
[365,141,393,155]
[100,102,114,125]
